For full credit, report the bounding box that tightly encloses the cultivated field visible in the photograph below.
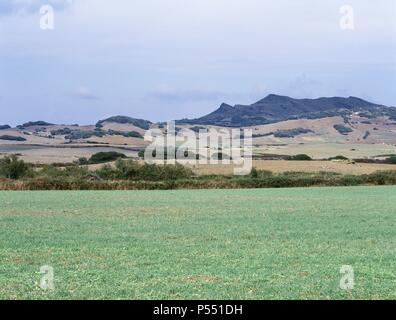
[192,160,396,175]
[1,187,396,299]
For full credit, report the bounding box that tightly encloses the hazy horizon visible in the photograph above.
[1,0,395,126]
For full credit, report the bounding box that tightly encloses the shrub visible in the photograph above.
[287,154,312,161]
[63,165,90,178]
[190,126,208,133]
[384,156,396,164]
[107,130,142,138]
[65,130,105,140]
[365,171,388,185]
[249,168,273,179]
[334,124,353,135]
[159,164,194,180]
[88,152,127,164]
[328,155,349,161]
[0,155,31,179]
[96,116,151,130]
[113,159,141,179]
[250,167,258,178]
[95,164,115,180]
[50,128,72,136]
[17,121,53,129]
[39,165,66,178]
[39,164,90,179]
[78,157,89,165]
[273,128,313,138]
[363,131,370,140]
[0,135,26,141]
[110,159,194,181]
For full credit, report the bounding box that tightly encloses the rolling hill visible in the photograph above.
[2,94,396,163]
[178,94,396,127]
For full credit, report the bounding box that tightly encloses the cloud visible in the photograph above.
[0,0,73,15]
[70,86,100,100]
[0,0,395,124]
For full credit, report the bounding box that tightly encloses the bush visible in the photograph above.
[96,116,151,130]
[39,164,90,179]
[17,121,53,129]
[364,171,396,185]
[108,159,194,181]
[0,135,26,141]
[50,128,73,136]
[107,129,142,138]
[384,156,396,164]
[250,167,258,178]
[88,152,127,164]
[287,154,312,161]
[95,164,115,180]
[328,155,349,161]
[65,130,105,140]
[0,155,31,179]
[273,128,313,138]
[334,124,353,135]
[249,168,273,179]
[39,165,64,178]
[78,157,89,165]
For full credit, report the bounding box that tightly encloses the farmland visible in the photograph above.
[1,187,396,300]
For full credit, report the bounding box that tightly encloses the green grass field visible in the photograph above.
[1,187,396,300]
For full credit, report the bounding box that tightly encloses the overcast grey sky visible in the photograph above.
[0,0,395,126]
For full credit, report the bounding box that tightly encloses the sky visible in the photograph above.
[0,0,395,126]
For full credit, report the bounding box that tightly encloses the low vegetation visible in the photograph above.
[273,128,313,138]
[333,124,353,135]
[49,127,143,140]
[328,155,349,161]
[0,155,32,179]
[107,129,142,138]
[252,128,314,138]
[286,154,312,161]
[0,125,11,130]
[0,135,27,141]
[50,127,73,136]
[354,156,396,164]
[87,151,127,164]
[96,116,151,130]
[1,154,396,190]
[17,121,54,129]
[384,156,396,164]
[2,186,396,299]
[65,129,105,140]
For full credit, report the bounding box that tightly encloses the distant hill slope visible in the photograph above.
[96,116,152,130]
[178,94,396,127]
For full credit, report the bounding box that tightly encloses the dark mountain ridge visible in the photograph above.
[178,94,395,127]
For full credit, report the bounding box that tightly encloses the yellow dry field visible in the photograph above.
[255,143,396,159]
[85,135,148,147]
[0,146,139,164]
[190,160,396,175]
